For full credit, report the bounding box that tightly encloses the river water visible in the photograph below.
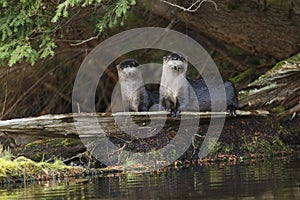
[1,155,300,199]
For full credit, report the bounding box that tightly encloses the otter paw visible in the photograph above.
[228,108,237,117]
[171,109,181,118]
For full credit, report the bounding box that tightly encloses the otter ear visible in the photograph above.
[163,56,166,62]
[178,53,187,61]
[116,64,120,70]
[180,54,187,63]
[134,60,139,67]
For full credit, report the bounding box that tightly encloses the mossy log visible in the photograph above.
[239,55,300,120]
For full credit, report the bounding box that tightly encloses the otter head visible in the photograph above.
[163,52,187,74]
[117,59,141,80]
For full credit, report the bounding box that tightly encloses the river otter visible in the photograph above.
[117,59,158,112]
[159,52,239,117]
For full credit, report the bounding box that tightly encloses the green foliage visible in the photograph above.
[242,135,272,155]
[241,134,289,155]
[95,0,136,32]
[0,0,136,66]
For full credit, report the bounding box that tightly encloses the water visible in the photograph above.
[1,156,300,199]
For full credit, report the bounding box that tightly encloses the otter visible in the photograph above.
[117,59,158,112]
[159,52,239,117]
[159,53,191,116]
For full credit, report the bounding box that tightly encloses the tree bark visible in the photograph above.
[140,0,300,60]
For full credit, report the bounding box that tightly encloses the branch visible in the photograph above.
[161,0,218,12]
[69,33,101,46]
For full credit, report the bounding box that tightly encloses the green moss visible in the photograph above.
[21,138,82,161]
[287,53,300,64]
[0,154,84,183]
[61,138,81,147]
[260,61,284,80]
[271,105,286,114]
[259,53,300,80]
[230,69,256,85]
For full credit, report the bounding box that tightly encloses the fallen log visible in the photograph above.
[0,110,296,167]
[0,110,267,145]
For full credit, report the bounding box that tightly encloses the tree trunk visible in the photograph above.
[140,0,300,60]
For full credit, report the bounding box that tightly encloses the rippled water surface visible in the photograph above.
[1,156,300,199]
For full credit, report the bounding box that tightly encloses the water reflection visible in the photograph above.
[1,156,300,199]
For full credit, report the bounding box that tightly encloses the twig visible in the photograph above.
[62,151,87,163]
[70,33,101,46]
[161,0,218,12]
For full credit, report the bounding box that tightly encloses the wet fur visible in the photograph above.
[117,59,149,112]
[117,59,158,112]
[159,53,191,116]
[159,53,239,117]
